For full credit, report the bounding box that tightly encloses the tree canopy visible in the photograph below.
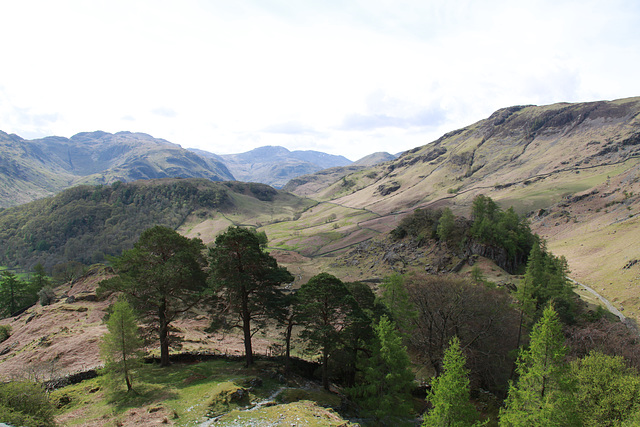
[208,226,293,367]
[98,225,207,367]
[296,273,357,390]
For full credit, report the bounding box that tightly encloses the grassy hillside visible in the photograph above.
[272,97,640,325]
[0,178,314,272]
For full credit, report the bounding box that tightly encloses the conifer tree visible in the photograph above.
[379,273,416,333]
[350,315,414,420]
[499,304,578,426]
[436,207,456,243]
[423,336,482,427]
[572,351,640,426]
[209,226,293,367]
[99,225,207,367]
[297,273,356,390]
[100,298,142,392]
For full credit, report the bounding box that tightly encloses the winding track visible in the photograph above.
[569,278,639,335]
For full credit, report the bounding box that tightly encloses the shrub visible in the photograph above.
[0,381,57,427]
[0,324,10,343]
[38,286,56,306]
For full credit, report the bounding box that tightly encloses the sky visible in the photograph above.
[1,0,639,161]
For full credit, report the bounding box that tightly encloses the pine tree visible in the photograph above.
[350,315,414,420]
[423,336,482,427]
[100,298,143,392]
[209,226,293,367]
[499,305,578,426]
[297,273,356,390]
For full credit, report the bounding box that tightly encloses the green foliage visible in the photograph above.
[391,208,443,242]
[424,336,483,427]
[100,298,143,392]
[0,324,10,342]
[296,273,358,390]
[392,196,533,272]
[517,240,576,323]
[208,226,293,367]
[499,305,578,426]
[470,195,535,272]
[571,351,640,426]
[349,315,414,421]
[0,380,57,427]
[379,273,416,333]
[0,266,48,317]
[38,285,56,306]
[0,179,229,271]
[436,207,456,243]
[98,226,207,367]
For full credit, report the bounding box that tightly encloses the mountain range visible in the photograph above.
[0,131,395,208]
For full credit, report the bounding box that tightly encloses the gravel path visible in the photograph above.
[570,278,639,335]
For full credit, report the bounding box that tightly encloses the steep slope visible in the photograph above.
[217,145,352,188]
[266,97,640,323]
[0,131,234,208]
[283,152,396,196]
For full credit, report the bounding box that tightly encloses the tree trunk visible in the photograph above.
[241,287,253,367]
[285,318,293,374]
[159,300,170,367]
[322,344,329,391]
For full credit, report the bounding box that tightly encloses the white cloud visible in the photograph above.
[0,0,639,160]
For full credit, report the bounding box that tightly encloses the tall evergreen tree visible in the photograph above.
[379,273,416,333]
[350,315,414,421]
[100,298,142,392]
[437,207,456,243]
[98,226,207,367]
[499,305,578,426]
[208,226,293,367]
[297,273,356,390]
[517,240,575,323]
[0,271,23,316]
[423,336,482,427]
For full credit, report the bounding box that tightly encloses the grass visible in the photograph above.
[51,358,360,426]
[53,359,290,426]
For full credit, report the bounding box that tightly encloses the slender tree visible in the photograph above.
[350,315,414,420]
[100,298,142,392]
[208,226,293,367]
[297,273,357,390]
[437,207,456,243]
[98,226,207,367]
[0,271,22,316]
[423,336,482,427]
[379,273,416,333]
[499,305,578,426]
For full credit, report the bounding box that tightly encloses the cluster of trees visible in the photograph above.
[0,264,53,318]
[63,214,639,424]
[0,179,229,271]
[427,305,640,426]
[391,195,535,273]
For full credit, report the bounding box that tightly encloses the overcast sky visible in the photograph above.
[1,0,639,161]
